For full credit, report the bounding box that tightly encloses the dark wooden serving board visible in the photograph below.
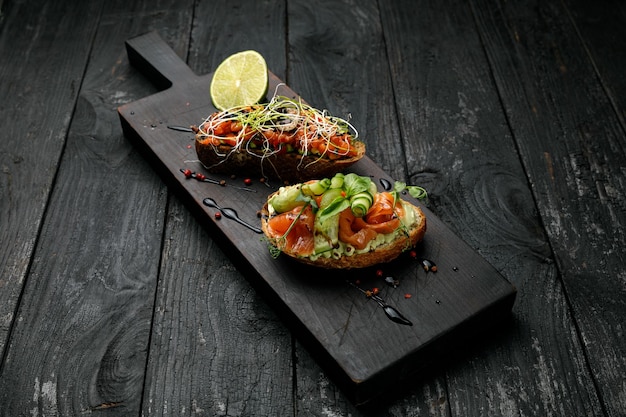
[118,31,517,405]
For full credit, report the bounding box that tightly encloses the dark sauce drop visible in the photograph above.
[347,280,412,326]
[384,276,399,288]
[379,178,393,191]
[203,198,262,234]
[382,305,413,326]
[167,125,194,132]
[420,258,438,272]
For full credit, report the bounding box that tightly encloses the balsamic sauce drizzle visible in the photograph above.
[167,125,194,132]
[347,281,413,326]
[203,197,263,234]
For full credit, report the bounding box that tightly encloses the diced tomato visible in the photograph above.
[221,133,238,146]
[308,138,324,154]
[240,127,255,141]
[213,120,231,136]
[200,121,211,132]
[230,121,243,132]
[198,136,221,146]
[261,129,276,142]
[327,143,343,160]
[329,135,350,155]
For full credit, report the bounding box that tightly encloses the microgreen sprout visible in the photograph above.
[196,91,359,170]
[393,181,428,201]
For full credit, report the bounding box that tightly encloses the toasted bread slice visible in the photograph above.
[194,96,365,182]
[260,195,426,269]
[195,138,365,183]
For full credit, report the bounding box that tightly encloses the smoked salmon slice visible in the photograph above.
[266,205,315,256]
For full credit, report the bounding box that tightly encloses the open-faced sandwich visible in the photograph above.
[194,95,365,182]
[260,173,427,269]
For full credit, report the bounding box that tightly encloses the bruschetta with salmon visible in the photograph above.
[194,95,365,182]
[260,173,427,269]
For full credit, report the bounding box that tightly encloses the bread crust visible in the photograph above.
[195,138,365,183]
[260,199,426,269]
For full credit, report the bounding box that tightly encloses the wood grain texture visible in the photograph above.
[144,198,294,416]
[470,0,626,415]
[0,0,192,415]
[294,339,450,417]
[564,0,626,128]
[141,1,295,415]
[380,0,604,415]
[0,0,101,361]
[1,0,623,415]
[188,0,288,82]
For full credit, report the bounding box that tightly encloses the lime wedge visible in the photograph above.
[210,50,268,111]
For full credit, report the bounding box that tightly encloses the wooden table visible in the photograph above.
[1,0,624,416]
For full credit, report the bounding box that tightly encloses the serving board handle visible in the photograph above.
[125,30,195,91]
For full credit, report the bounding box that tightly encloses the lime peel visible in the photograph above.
[210,50,269,111]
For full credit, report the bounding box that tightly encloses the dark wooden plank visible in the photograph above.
[380,0,605,415]
[145,198,295,416]
[118,31,515,405]
[564,0,626,128]
[187,0,288,82]
[287,0,406,181]
[0,0,101,361]
[0,1,193,415]
[470,0,626,415]
[141,1,295,415]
